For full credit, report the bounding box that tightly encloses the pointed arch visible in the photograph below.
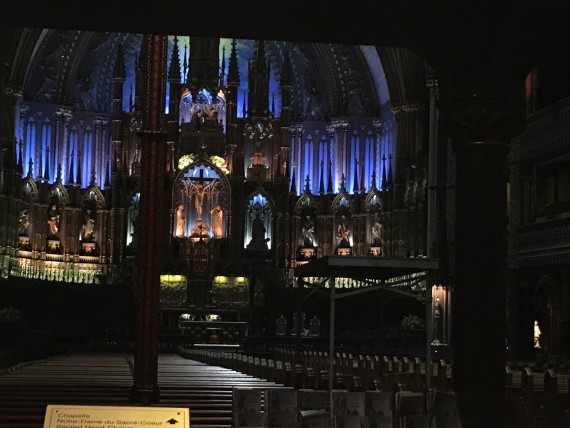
[364,188,382,213]
[172,159,230,239]
[49,182,70,205]
[332,191,353,251]
[21,175,39,202]
[83,185,106,209]
[244,188,274,251]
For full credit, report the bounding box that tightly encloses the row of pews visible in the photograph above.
[231,386,460,428]
[0,352,279,428]
[505,362,570,427]
[179,346,454,394]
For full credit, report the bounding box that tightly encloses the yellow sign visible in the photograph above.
[43,405,190,428]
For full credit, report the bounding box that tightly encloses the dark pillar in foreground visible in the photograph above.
[443,97,524,428]
[131,34,168,405]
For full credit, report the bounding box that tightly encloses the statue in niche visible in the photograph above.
[175,204,186,237]
[251,150,265,166]
[247,212,269,250]
[371,222,384,247]
[192,181,207,220]
[81,210,95,242]
[190,180,211,236]
[433,296,443,344]
[301,215,315,247]
[18,209,30,235]
[47,203,60,238]
[534,320,542,349]
[337,221,351,247]
[211,205,223,238]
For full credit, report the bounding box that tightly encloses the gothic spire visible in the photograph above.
[68,151,75,184]
[129,85,134,112]
[304,174,311,193]
[227,39,240,85]
[27,158,33,178]
[327,158,333,194]
[290,165,296,194]
[360,160,366,193]
[319,160,325,195]
[37,145,42,181]
[44,146,50,182]
[104,159,111,188]
[219,45,226,87]
[77,153,82,186]
[90,164,96,186]
[182,44,188,84]
[382,154,387,189]
[168,35,181,81]
[17,140,23,174]
[56,163,62,183]
[387,153,393,187]
[353,159,359,193]
[272,93,276,116]
[248,40,270,116]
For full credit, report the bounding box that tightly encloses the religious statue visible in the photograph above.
[247,212,269,250]
[371,222,384,247]
[175,204,186,237]
[534,320,542,349]
[82,211,95,242]
[211,205,223,238]
[433,296,442,344]
[192,181,207,220]
[47,203,60,238]
[251,151,265,166]
[18,209,30,235]
[301,215,315,247]
[337,222,350,247]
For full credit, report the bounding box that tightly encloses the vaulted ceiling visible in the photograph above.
[4,27,428,119]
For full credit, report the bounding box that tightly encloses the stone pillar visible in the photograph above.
[426,78,439,258]
[391,103,425,257]
[131,34,168,405]
[442,96,524,428]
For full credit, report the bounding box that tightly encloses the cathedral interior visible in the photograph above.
[1,1,570,427]
[0,32,430,341]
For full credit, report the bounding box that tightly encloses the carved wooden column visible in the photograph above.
[131,34,168,405]
[441,96,525,428]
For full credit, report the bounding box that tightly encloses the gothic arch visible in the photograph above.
[20,175,39,202]
[293,192,317,215]
[375,46,428,107]
[244,188,275,251]
[172,160,230,239]
[83,185,106,209]
[364,187,383,213]
[48,182,70,205]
